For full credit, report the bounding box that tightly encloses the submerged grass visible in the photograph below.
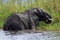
[0,0,60,31]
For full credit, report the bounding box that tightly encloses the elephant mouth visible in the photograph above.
[45,19,53,24]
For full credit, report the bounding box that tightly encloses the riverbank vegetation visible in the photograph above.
[0,0,60,31]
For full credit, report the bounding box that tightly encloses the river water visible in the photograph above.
[0,30,60,40]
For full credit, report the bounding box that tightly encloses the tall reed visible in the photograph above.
[0,0,60,30]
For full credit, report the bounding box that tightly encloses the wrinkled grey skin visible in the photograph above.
[3,8,52,31]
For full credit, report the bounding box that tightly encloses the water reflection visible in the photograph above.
[0,30,60,40]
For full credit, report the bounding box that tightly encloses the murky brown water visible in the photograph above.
[0,29,60,40]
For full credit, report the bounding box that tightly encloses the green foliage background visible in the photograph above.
[0,0,60,30]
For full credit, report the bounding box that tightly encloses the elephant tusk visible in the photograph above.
[49,19,53,21]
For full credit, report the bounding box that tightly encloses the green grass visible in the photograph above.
[0,0,60,31]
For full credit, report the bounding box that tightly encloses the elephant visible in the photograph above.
[3,8,52,31]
